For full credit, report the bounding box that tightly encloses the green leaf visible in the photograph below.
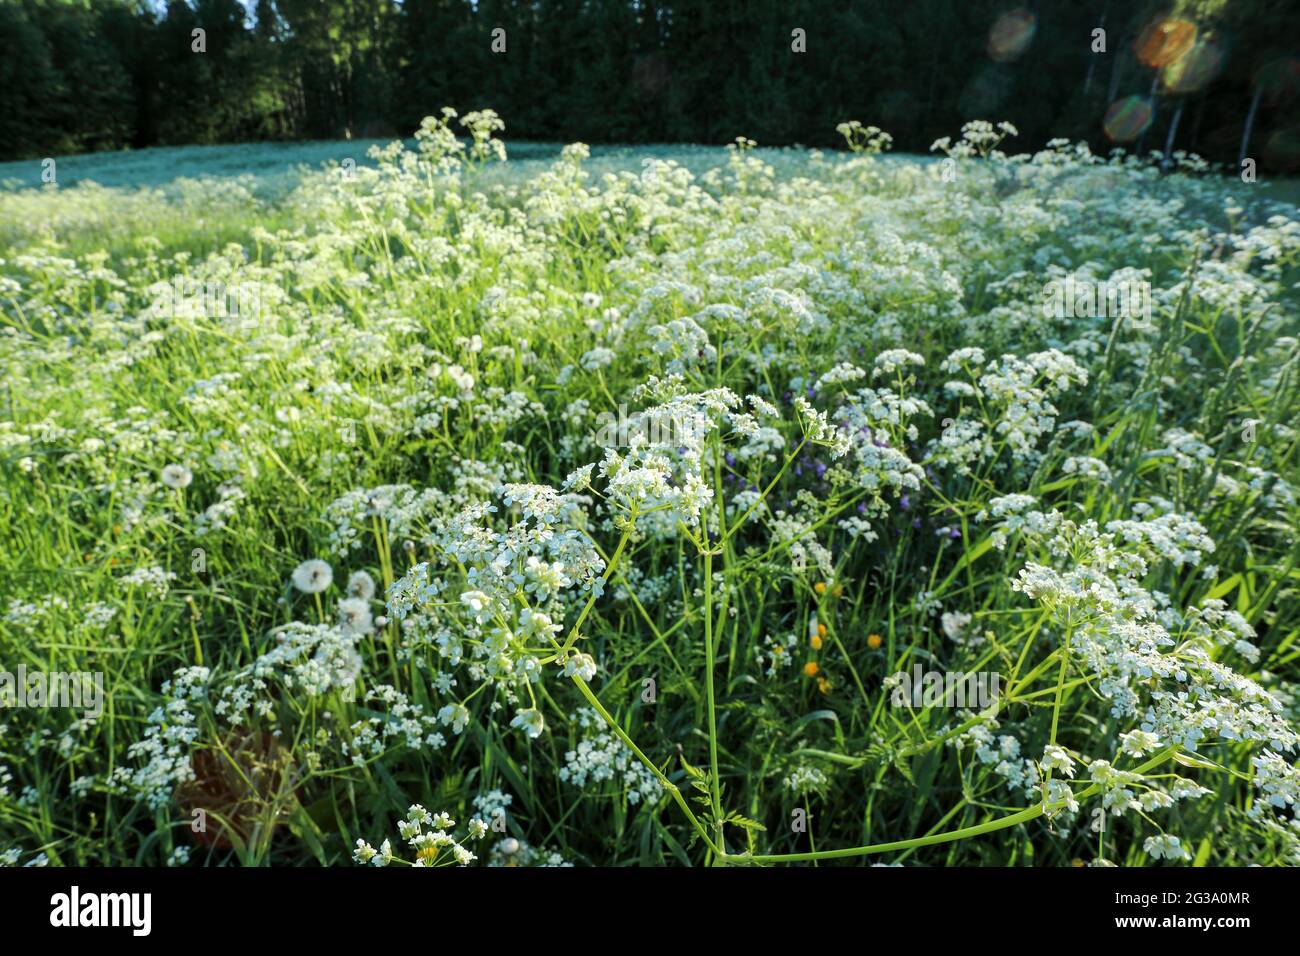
[289,805,328,866]
[893,754,915,784]
[725,812,767,832]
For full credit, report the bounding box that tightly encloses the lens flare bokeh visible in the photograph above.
[1256,56,1300,106]
[1103,95,1155,143]
[1136,18,1197,69]
[1264,127,1300,171]
[988,8,1036,63]
[1162,34,1227,94]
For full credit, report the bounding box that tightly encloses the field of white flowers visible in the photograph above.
[2,110,1299,867]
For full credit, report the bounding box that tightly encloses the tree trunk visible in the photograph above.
[1107,37,1127,103]
[1136,73,1159,156]
[1162,101,1184,172]
[1239,86,1263,169]
[1084,3,1108,97]
[1189,93,1206,156]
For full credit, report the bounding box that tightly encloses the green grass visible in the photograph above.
[0,139,821,260]
[2,113,1299,868]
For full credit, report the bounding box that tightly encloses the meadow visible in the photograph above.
[2,111,1299,867]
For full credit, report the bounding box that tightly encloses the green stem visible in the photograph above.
[702,545,725,859]
[1048,620,1074,748]
[722,437,807,544]
[729,748,1178,864]
[568,673,720,856]
[557,511,636,655]
[1041,618,1075,805]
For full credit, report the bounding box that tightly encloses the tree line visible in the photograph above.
[2,0,1298,169]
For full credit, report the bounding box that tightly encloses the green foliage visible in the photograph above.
[1,118,1299,867]
[4,0,1300,168]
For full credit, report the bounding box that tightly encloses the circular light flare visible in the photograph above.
[988,8,1037,63]
[1256,56,1300,107]
[1103,95,1155,143]
[1136,18,1197,69]
[1162,35,1226,94]
[1264,127,1300,172]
